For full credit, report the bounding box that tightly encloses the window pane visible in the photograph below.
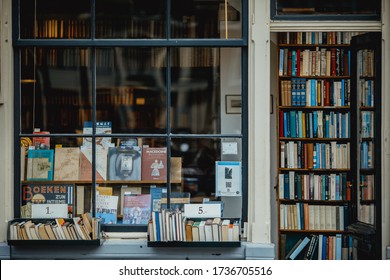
[96,48,167,133]
[20,0,91,39]
[275,0,381,18]
[171,0,242,39]
[20,47,92,134]
[95,0,166,39]
[171,47,242,134]
[171,137,242,218]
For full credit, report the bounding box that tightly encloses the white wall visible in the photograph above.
[247,0,272,243]
[0,0,14,242]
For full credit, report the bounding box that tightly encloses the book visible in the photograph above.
[286,236,310,260]
[107,146,142,181]
[79,148,108,181]
[150,185,165,212]
[26,149,55,181]
[141,147,167,181]
[82,121,113,150]
[123,194,151,225]
[96,195,119,224]
[161,192,190,211]
[170,157,182,183]
[21,183,74,218]
[53,147,80,181]
[32,129,50,149]
[120,186,142,215]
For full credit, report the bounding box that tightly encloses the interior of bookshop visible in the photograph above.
[1,0,390,261]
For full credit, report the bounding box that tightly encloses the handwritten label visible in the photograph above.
[184,203,221,218]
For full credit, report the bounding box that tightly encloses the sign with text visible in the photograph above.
[184,203,221,218]
[215,161,242,197]
[31,203,68,218]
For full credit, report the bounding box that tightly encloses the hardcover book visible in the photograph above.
[141,147,167,181]
[123,193,151,225]
[107,146,142,181]
[26,149,55,181]
[82,121,113,150]
[53,147,80,181]
[79,148,108,181]
[32,129,50,149]
[96,194,119,224]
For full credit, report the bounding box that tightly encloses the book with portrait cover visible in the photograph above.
[122,193,151,225]
[141,147,167,181]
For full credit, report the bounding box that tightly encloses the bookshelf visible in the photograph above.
[350,32,382,259]
[276,31,382,260]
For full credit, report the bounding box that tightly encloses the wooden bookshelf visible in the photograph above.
[275,31,381,260]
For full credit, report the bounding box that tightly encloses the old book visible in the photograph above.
[141,147,167,181]
[96,195,118,224]
[79,148,108,181]
[107,146,142,181]
[32,129,50,149]
[161,192,190,212]
[123,194,151,225]
[26,149,55,181]
[82,121,113,150]
[53,147,80,181]
[120,186,142,215]
[170,157,182,183]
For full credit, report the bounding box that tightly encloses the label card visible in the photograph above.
[184,203,221,218]
[31,204,68,218]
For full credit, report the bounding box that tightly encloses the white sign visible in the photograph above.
[184,203,221,218]
[215,161,242,197]
[31,204,68,218]
[222,142,238,155]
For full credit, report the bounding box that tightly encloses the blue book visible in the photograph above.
[313,111,318,138]
[297,111,303,138]
[279,49,284,76]
[290,111,297,138]
[26,149,55,181]
[286,236,310,260]
[292,50,297,77]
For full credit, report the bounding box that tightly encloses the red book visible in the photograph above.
[141,147,167,181]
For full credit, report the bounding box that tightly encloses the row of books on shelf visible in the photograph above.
[360,175,375,200]
[360,141,374,169]
[278,31,363,46]
[23,46,220,68]
[279,110,350,139]
[280,141,350,170]
[357,49,375,77]
[360,111,375,138]
[279,203,348,231]
[278,172,351,201]
[279,47,350,77]
[279,78,350,107]
[282,234,354,260]
[23,145,182,183]
[358,80,375,107]
[8,213,99,241]
[148,209,240,242]
[358,205,375,225]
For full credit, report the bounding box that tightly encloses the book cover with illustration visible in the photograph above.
[123,194,151,225]
[107,146,142,181]
[21,183,74,218]
[54,147,80,181]
[141,147,167,181]
[96,194,119,224]
[26,149,55,181]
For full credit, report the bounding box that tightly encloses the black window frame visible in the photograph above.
[12,0,249,231]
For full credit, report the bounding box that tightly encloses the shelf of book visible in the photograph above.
[277,31,383,260]
[7,217,102,246]
[147,241,241,248]
[276,31,357,260]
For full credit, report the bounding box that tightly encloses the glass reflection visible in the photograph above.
[20,47,92,135]
[20,0,91,39]
[96,48,167,133]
